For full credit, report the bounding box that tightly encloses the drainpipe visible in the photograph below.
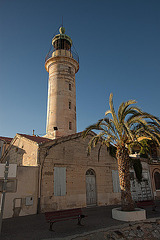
[37,144,49,214]
[37,145,41,214]
[37,143,46,214]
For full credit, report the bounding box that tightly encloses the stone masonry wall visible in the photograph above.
[40,134,120,212]
[7,135,38,166]
[45,54,79,139]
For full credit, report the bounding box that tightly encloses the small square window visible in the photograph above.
[69,122,72,130]
[69,83,71,91]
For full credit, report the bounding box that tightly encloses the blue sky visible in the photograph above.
[0,0,160,138]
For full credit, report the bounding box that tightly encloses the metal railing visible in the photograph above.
[45,48,79,63]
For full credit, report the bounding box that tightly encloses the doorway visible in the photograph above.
[86,169,97,206]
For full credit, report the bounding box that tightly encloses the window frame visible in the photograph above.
[69,121,72,130]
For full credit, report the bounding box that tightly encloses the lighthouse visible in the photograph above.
[44,27,79,139]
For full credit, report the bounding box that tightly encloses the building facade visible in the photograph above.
[39,132,120,212]
[1,27,160,219]
[0,132,120,217]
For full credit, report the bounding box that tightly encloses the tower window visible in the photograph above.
[69,122,72,130]
[69,83,71,91]
[69,101,71,109]
[68,67,71,74]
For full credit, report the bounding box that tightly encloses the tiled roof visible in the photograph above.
[17,134,52,144]
[0,136,13,143]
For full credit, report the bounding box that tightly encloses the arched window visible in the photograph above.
[154,171,160,190]
[86,169,95,176]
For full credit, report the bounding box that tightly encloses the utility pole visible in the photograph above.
[0,155,9,234]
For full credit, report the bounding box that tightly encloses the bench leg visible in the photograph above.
[78,214,86,226]
[152,205,157,211]
[49,222,54,231]
[77,216,82,225]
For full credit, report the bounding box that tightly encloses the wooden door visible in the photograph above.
[86,169,97,206]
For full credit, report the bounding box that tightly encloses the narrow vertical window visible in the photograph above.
[68,67,71,74]
[69,122,72,130]
[69,83,71,91]
[69,101,71,109]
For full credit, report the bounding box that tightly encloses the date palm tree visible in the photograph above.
[83,93,160,211]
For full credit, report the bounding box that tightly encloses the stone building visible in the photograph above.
[0,134,50,218]
[0,136,12,159]
[1,26,160,218]
[44,26,79,139]
[38,132,120,212]
[0,132,120,217]
[0,21,121,213]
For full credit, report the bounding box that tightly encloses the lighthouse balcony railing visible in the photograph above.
[45,49,79,63]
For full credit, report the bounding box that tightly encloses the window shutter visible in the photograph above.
[54,167,66,196]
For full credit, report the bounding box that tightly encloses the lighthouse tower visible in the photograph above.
[45,27,79,139]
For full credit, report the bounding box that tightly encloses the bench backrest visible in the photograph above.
[45,208,82,221]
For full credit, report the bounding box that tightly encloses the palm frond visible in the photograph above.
[105,110,112,116]
[109,93,122,138]
[83,93,160,157]
[123,121,134,142]
[118,100,137,123]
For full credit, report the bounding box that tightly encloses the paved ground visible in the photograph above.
[65,218,160,240]
[1,204,160,240]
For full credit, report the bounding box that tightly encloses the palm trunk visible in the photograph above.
[116,146,135,211]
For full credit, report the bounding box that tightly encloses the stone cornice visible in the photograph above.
[45,55,79,73]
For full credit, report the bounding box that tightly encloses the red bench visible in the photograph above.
[45,208,86,231]
[136,200,156,210]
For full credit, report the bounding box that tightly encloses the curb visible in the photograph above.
[42,217,160,240]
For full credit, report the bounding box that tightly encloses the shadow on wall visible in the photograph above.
[0,144,39,219]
